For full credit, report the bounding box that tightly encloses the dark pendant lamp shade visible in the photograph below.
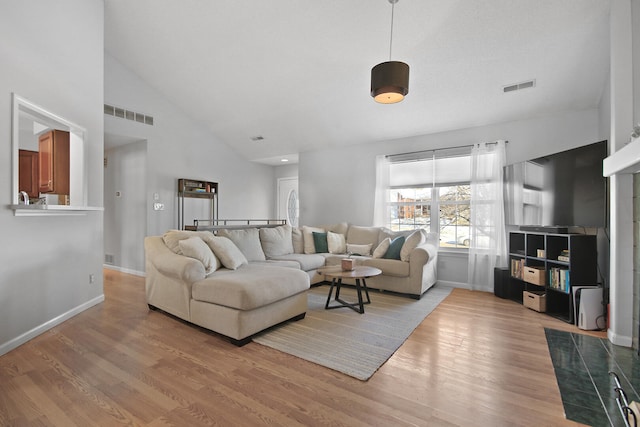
[371,61,409,104]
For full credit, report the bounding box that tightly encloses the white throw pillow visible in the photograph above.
[162,230,214,254]
[259,225,294,257]
[346,243,373,256]
[178,237,220,275]
[217,228,266,261]
[327,231,347,254]
[400,230,426,262]
[204,236,248,270]
[372,237,391,258]
[302,226,325,254]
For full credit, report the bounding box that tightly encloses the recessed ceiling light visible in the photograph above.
[281,158,289,162]
[250,135,264,142]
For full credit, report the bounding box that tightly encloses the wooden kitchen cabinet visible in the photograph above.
[18,149,39,198]
[38,130,70,194]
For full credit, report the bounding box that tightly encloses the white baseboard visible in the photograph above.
[608,328,633,347]
[0,294,105,357]
[436,280,471,290]
[103,264,145,277]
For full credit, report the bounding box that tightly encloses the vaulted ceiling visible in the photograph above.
[104,0,611,165]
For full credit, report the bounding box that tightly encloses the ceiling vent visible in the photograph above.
[104,104,154,126]
[503,79,536,93]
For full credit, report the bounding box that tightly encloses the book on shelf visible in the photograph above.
[510,258,524,279]
[557,249,570,262]
[549,267,570,292]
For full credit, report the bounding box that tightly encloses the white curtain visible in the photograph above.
[373,155,390,227]
[467,141,507,292]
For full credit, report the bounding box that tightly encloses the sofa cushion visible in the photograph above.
[372,237,391,258]
[259,225,294,257]
[162,230,214,254]
[346,225,380,248]
[362,258,410,277]
[312,231,329,253]
[379,227,413,242]
[320,222,349,235]
[192,265,309,310]
[204,236,248,270]
[292,227,304,254]
[383,236,405,260]
[217,228,266,261]
[400,230,426,262]
[347,243,372,256]
[302,226,325,254]
[268,253,326,271]
[324,254,367,267]
[250,260,302,269]
[178,237,220,275]
[327,231,346,254]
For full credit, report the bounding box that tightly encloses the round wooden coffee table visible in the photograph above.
[318,266,382,314]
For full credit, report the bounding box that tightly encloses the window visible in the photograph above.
[438,185,471,248]
[385,149,472,249]
[388,187,431,231]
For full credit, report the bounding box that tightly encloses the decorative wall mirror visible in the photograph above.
[11,94,91,214]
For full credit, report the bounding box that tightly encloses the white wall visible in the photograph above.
[274,164,299,180]
[608,0,636,347]
[634,0,640,126]
[299,108,601,286]
[599,71,612,144]
[0,0,104,355]
[300,108,601,226]
[104,53,276,263]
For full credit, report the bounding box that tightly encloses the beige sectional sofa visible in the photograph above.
[144,223,438,345]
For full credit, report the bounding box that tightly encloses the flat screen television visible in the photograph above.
[503,140,608,228]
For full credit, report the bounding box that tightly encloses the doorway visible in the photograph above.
[104,133,147,275]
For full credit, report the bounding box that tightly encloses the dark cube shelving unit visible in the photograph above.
[507,231,597,323]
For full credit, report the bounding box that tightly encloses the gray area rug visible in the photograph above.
[253,284,453,380]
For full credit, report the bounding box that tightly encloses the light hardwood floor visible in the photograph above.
[0,269,603,426]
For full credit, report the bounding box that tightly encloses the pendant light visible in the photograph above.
[371,0,409,104]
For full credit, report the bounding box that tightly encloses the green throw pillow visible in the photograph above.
[383,236,405,260]
[312,231,329,253]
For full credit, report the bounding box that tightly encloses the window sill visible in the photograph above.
[10,204,104,216]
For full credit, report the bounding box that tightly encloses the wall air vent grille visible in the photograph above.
[503,79,536,93]
[105,254,114,264]
[104,104,154,126]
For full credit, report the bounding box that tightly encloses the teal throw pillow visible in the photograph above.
[383,236,405,260]
[312,231,329,253]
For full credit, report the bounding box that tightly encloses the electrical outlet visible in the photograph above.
[89,274,95,284]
